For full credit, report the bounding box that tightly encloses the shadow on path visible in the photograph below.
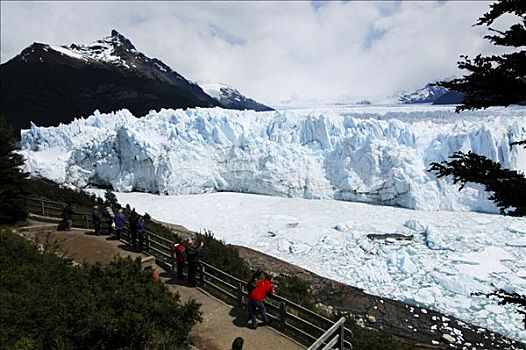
[230,307,251,329]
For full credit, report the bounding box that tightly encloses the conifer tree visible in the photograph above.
[104,189,119,208]
[437,0,526,110]
[0,117,28,223]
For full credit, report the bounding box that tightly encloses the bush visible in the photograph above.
[25,177,100,212]
[198,230,252,280]
[274,274,317,310]
[0,229,201,349]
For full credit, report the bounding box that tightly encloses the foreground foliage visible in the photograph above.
[437,0,526,110]
[0,117,28,223]
[0,229,201,349]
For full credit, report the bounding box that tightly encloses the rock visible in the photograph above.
[441,334,455,343]
[367,315,376,323]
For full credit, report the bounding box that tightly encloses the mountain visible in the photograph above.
[200,83,273,112]
[398,83,449,104]
[1,30,222,131]
[432,90,466,105]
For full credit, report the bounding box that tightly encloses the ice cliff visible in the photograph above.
[20,105,526,213]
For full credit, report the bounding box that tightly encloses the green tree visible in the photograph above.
[0,117,28,223]
[104,189,119,208]
[437,0,526,110]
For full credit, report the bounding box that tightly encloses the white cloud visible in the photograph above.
[0,1,506,105]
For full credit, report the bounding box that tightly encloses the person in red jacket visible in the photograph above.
[171,236,186,280]
[248,272,275,329]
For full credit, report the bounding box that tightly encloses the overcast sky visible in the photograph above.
[0,1,511,105]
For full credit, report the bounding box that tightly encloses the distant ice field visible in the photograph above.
[89,190,526,342]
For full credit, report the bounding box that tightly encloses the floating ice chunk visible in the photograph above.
[360,260,392,283]
[289,242,312,255]
[333,223,351,232]
[506,238,526,247]
[277,239,291,253]
[507,222,526,235]
[422,225,454,251]
[432,272,491,296]
[410,287,437,306]
[452,247,512,280]
[484,304,507,314]
[385,247,418,274]
[404,218,425,232]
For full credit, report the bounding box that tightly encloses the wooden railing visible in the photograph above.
[308,317,346,350]
[25,197,353,349]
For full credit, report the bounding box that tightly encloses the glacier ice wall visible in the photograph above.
[20,106,526,212]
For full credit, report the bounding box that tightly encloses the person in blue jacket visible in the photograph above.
[114,209,128,240]
[137,216,146,250]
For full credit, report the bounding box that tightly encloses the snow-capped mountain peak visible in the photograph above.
[200,82,273,111]
[200,82,234,100]
[399,83,449,104]
[63,29,138,67]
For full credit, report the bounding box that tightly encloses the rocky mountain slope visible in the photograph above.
[201,82,273,112]
[399,83,464,104]
[0,30,269,131]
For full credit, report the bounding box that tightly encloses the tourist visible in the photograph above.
[185,238,203,287]
[61,203,73,231]
[114,209,127,240]
[129,209,139,248]
[104,205,115,236]
[137,215,146,250]
[171,236,186,279]
[91,205,103,236]
[248,272,275,329]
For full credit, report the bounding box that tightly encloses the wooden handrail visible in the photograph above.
[26,197,353,349]
[308,317,346,350]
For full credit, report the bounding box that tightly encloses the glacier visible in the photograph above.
[20,105,526,214]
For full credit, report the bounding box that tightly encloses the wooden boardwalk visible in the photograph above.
[22,222,305,350]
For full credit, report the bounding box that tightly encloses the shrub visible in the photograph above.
[274,274,317,310]
[0,229,201,349]
[25,177,99,212]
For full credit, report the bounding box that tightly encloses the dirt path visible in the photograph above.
[21,223,305,350]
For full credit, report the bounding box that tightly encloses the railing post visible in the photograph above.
[280,301,287,330]
[340,322,345,350]
[200,264,206,286]
[237,283,244,308]
[41,201,45,216]
[85,214,89,228]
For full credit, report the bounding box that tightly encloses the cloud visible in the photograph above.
[0,1,502,105]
